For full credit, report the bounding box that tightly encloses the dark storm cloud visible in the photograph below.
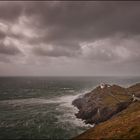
[1,1,140,57]
[23,1,140,42]
[14,1,139,60]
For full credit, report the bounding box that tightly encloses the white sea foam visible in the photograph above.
[0,89,90,106]
[55,90,94,128]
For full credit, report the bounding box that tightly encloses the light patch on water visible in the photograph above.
[0,98,58,106]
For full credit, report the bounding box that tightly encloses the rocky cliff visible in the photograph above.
[72,83,140,139]
[72,83,140,124]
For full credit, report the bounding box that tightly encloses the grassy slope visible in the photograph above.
[74,101,140,139]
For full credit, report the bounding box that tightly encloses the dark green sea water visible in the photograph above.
[0,76,140,139]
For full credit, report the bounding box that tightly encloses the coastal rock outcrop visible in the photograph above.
[72,83,138,124]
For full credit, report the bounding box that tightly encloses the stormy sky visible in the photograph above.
[0,1,140,76]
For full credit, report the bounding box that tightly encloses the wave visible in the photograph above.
[55,90,94,128]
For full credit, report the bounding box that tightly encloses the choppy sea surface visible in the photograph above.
[0,76,140,139]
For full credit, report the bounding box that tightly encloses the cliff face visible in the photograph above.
[72,83,140,139]
[74,101,140,139]
[72,83,140,124]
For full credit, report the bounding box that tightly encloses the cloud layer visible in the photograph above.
[0,1,140,76]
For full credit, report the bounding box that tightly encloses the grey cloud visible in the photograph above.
[33,43,81,57]
[0,55,11,63]
[0,2,23,22]
[1,2,140,51]
[20,1,140,61]
[0,31,6,39]
[81,36,140,64]
[0,42,21,55]
[23,1,140,43]
[0,1,140,76]
[1,1,140,42]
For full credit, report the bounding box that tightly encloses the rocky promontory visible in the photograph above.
[72,83,140,139]
[72,83,140,125]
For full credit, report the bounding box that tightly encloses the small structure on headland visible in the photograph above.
[100,83,106,89]
[100,83,111,89]
[132,94,140,102]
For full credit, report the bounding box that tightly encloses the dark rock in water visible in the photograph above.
[72,84,133,124]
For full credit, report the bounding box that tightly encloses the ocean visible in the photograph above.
[0,76,140,139]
